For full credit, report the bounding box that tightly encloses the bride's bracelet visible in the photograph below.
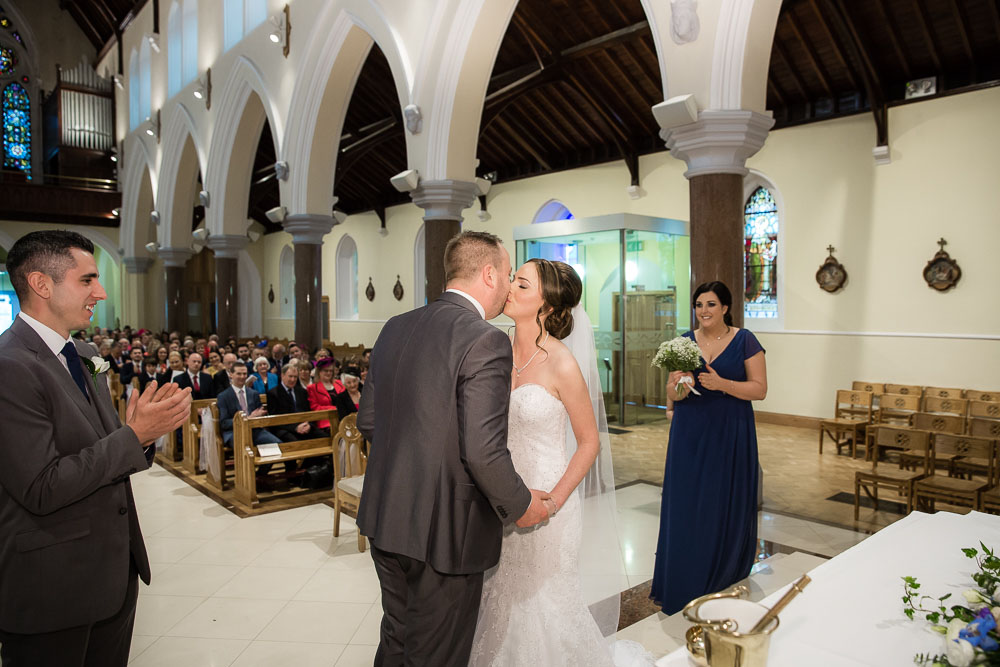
[543,497,558,518]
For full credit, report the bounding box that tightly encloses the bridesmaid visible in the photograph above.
[650,281,768,614]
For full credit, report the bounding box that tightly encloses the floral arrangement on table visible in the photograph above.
[651,335,703,398]
[903,542,1000,666]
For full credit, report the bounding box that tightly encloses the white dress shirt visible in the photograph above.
[445,289,486,319]
[18,311,76,380]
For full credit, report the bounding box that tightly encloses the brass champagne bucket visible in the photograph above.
[682,585,779,667]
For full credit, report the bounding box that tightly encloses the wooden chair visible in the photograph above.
[914,434,995,512]
[949,434,1000,483]
[205,402,229,490]
[899,413,966,471]
[970,418,1000,440]
[969,400,1000,422]
[855,426,930,519]
[819,390,873,457]
[233,409,339,509]
[852,381,885,396]
[885,383,922,398]
[923,386,964,400]
[332,413,368,552]
[865,393,921,461]
[182,399,217,474]
[922,396,968,418]
[966,390,1000,403]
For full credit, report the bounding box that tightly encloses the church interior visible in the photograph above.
[1,0,999,664]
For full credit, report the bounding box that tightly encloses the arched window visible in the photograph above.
[128,49,139,129]
[167,2,182,97]
[336,235,359,320]
[181,0,198,85]
[2,82,30,177]
[279,244,295,319]
[138,39,151,122]
[224,0,268,52]
[532,199,574,223]
[743,185,779,320]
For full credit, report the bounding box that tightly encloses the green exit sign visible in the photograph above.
[626,240,645,252]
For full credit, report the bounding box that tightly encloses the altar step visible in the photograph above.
[613,551,827,658]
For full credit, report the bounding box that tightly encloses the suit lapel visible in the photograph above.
[74,341,119,433]
[32,341,107,436]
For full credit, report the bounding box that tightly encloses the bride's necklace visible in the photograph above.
[513,331,549,376]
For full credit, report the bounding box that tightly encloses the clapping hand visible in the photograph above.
[125,380,193,445]
[250,407,267,418]
[516,488,553,528]
[698,364,725,392]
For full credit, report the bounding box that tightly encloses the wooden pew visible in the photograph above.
[182,398,217,474]
[233,409,340,509]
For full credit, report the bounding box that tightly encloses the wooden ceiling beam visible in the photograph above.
[946,0,976,73]
[522,96,574,150]
[773,40,811,100]
[494,115,552,171]
[64,2,105,50]
[767,78,788,109]
[91,0,121,35]
[910,0,944,73]
[807,0,861,91]
[871,0,912,80]
[785,11,834,98]
[988,0,1000,43]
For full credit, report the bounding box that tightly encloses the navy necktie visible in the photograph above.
[61,342,90,402]
[288,386,297,411]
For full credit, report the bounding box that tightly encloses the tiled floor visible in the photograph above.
[127,464,870,665]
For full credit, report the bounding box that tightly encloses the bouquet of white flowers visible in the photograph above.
[651,335,703,398]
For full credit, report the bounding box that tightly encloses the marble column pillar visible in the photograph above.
[660,110,774,328]
[206,235,249,339]
[157,248,193,334]
[283,214,336,353]
[122,257,153,330]
[411,180,479,302]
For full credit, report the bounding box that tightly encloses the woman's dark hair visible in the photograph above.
[527,259,583,342]
[692,281,734,327]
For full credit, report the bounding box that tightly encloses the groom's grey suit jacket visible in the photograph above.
[0,318,152,634]
[357,292,531,575]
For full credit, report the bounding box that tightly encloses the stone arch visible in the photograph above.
[283,4,413,215]
[205,55,283,236]
[238,249,262,336]
[158,104,207,248]
[120,141,157,258]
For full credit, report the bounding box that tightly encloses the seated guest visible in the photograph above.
[154,345,169,374]
[217,364,281,450]
[205,350,224,376]
[119,346,144,385]
[99,340,120,375]
[250,357,278,394]
[138,357,160,393]
[307,358,342,430]
[297,361,313,392]
[236,343,253,371]
[159,350,185,383]
[174,352,216,399]
[267,362,328,441]
[270,343,288,375]
[333,366,363,417]
[213,352,238,396]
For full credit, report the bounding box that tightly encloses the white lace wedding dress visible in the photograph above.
[469,384,652,667]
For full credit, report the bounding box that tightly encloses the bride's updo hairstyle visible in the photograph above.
[527,258,583,341]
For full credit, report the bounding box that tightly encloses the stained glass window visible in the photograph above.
[744,186,778,318]
[3,82,31,178]
[0,46,14,74]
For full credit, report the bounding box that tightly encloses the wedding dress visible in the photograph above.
[468,384,653,667]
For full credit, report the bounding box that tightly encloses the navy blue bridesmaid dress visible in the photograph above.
[650,328,765,614]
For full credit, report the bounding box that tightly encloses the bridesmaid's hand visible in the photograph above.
[699,364,726,392]
[667,371,694,400]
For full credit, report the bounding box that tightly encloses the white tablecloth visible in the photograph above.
[657,511,1000,666]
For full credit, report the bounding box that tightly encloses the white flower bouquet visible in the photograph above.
[651,335,703,398]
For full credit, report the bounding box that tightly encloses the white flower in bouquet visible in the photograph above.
[946,637,975,667]
[651,335,703,398]
[963,589,989,611]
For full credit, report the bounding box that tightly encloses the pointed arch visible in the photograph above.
[532,199,574,223]
[335,234,359,320]
[742,169,784,328]
[279,244,295,319]
[238,248,262,336]
[121,146,157,259]
[158,104,208,247]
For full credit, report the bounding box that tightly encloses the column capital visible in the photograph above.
[283,214,335,245]
[660,110,775,179]
[123,256,154,274]
[206,234,249,259]
[410,179,478,221]
[157,247,194,268]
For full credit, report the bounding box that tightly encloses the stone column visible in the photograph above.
[660,110,774,328]
[157,248,193,334]
[283,214,336,352]
[411,180,479,302]
[122,257,153,330]
[206,235,249,340]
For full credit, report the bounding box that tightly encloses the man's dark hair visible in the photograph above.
[6,231,95,301]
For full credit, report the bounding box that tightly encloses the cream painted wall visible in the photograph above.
[253,86,1000,417]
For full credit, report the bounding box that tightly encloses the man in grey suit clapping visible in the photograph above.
[358,231,551,667]
[0,231,192,666]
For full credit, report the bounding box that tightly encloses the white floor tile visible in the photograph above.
[230,641,344,666]
[334,644,379,667]
[128,636,249,667]
[258,601,369,644]
[180,539,275,567]
[128,634,158,663]
[164,597,287,640]
[133,595,206,636]
[348,603,382,645]
[143,563,243,597]
[144,536,208,564]
[251,539,335,568]
[294,567,382,604]
[214,565,317,600]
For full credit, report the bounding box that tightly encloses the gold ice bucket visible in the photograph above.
[682,585,779,667]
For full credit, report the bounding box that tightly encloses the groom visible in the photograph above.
[358,230,551,666]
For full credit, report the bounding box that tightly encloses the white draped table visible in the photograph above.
[656,511,1000,666]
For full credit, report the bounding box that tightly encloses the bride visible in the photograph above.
[469,259,651,667]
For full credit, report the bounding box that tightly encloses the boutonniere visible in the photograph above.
[82,355,111,382]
